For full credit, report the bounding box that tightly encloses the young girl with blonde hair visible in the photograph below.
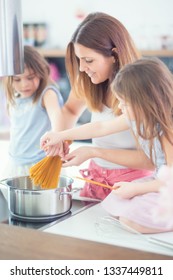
[2,45,63,178]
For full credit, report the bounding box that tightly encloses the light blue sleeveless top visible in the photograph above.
[130,121,166,172]
[8,85,64,165]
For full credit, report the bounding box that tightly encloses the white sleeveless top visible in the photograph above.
[91,106,136,169]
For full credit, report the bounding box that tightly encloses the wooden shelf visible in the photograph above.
[36,48,173,58]
[140,49,173,57]
[36,48,66,57]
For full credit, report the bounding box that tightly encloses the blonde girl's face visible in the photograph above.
[12,67,40,98]
[74,43,115,84]
[117,96,135,120]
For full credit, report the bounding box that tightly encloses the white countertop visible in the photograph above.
[43,202,173,257]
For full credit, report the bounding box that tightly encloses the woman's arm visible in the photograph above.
[43,89,87,131]
[59,90,87,129]
[62,146,155,170]
[40,114,128,149]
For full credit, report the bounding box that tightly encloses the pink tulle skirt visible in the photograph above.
[101,191,173,231]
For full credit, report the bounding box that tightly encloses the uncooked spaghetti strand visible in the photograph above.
[30,165,48,186]
[41,157,58,188]
[50,156,62,188]
[44,157,56,188]
[41,156,61,189]
[30,158,49,178]
[30,157,53,185]
[43,156,62,189]
[30,156,49,172]
[29,155,62,189]
[41,158,58,189]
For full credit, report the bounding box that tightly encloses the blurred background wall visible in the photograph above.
[1,0,173,135]
[22,0,173,50]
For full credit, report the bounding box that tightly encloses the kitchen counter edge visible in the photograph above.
[0,224,172,260]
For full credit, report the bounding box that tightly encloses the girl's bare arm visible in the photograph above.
[41,114,128,148]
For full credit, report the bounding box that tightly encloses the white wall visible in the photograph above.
[22,0,173,49]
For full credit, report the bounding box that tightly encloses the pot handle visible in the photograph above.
[58,187,81,196]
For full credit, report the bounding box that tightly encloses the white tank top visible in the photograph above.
[91,105,136,169]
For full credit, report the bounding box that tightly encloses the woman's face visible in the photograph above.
[12,67,40,98]
[74,43,115,84]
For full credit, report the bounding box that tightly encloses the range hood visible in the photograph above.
[0,0,24,77]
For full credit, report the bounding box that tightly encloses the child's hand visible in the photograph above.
[43,143,63,157]
[40,131,62,149]
[112,182,137,199]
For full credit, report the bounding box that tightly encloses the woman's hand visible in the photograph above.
[62,146,94,167]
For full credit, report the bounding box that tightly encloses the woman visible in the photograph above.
[42,12,154,200]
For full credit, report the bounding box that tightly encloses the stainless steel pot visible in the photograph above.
[0,175,74,221]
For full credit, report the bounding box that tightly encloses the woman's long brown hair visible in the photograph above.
[65,12,140,112]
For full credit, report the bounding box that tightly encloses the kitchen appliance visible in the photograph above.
[0,175,82,221]
[0,0,23,76]
[0,187,97,230]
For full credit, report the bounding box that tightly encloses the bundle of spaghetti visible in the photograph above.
[29,155,62,189]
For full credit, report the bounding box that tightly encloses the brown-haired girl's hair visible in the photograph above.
[4,45,51,105]
[65,12,140,112]
[112,57,173,163]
